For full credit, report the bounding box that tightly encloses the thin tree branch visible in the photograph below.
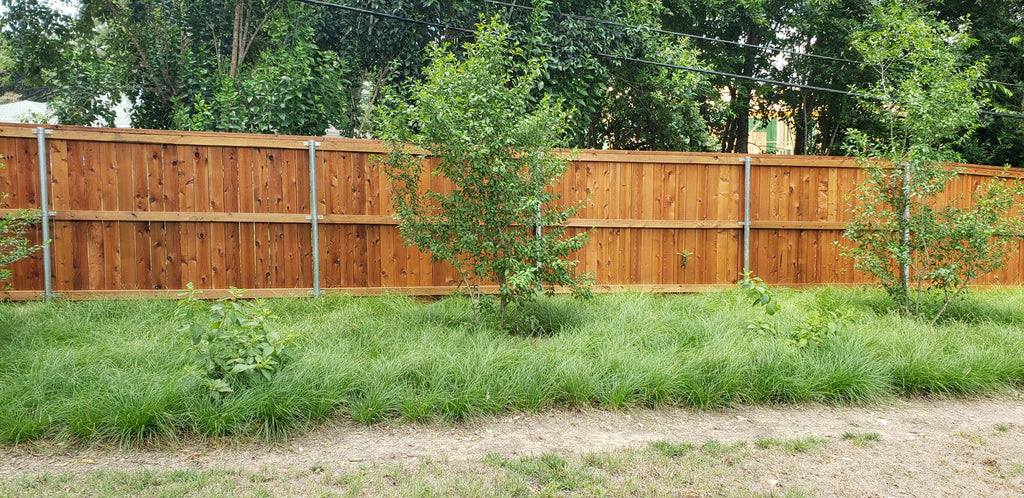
[105,0,176,108]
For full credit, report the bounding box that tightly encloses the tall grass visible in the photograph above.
[1,288,1022,443]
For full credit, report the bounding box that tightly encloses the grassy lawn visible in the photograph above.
[0,437,815,497]
[1,288,1023,444]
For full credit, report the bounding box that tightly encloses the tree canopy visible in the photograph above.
[2,0,1021,164]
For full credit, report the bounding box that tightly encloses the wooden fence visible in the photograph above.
[1,122,1023,299]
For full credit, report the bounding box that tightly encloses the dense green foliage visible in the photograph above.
[176,286,295,400]
[1,0,350,133]
[2,289,1023,443]
[379,20,590,322]
[170,5,351,135]
[842,2,1024,322]
[935,0,1024,166]
[661,0,792,153]
[510,0,713,150]
[764,0,879,155]
[1,0,1020,161]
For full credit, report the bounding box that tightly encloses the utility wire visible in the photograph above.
[293,0,1024,120]
[297,0,477,34]
[601,52,1020,119]
[600,53,865,96]
[485,0,1024,90]
[486,0,860,67]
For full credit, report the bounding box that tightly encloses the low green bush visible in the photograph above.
[176,285,295,400]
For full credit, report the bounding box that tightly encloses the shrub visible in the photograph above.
[176,285,294,400]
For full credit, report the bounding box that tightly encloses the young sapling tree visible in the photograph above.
[842,2,1024,323]
[378,19,590,324]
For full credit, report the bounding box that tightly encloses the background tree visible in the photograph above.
[0,0,74,91]
[321,0,714,150]
[171,3,351,135]
[763,0,878,155]
[1,0,351,134]
[934,0,1024,166]
[500,0,712,150]
[660,0,794,153]
[5,0,1019,164]
[841,1,1024,322]
[311,0,481,137]
[378,19,590,324]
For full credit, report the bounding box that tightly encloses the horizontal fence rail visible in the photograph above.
[1,122,1023,300]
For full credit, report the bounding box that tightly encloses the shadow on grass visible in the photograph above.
[813,287,1024,327]
[504,297,594,337]
[411,295,594,336]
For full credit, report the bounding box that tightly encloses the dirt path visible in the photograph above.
[3,395,1023,496]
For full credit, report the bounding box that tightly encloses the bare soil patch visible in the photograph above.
[3,394,1023,496]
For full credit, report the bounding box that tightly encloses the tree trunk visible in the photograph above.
[735,97,750,154]
[230,0,244,79]
[497,273,508,326]
[794,119,807,155]
[731,27,764,155]
[793,92,810,155]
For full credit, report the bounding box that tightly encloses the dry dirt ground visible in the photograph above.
[2,395,1023,496]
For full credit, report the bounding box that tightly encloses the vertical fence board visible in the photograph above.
[208,147,227,289]
[0,138,17,209]
[14,137,36,209]
[194,146,212,288]
[142,144,165,288]
[98,143,120,288]
[279,148,297,288]
[114,144,136,288]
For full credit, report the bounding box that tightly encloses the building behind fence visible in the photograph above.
[1,122,1022,300]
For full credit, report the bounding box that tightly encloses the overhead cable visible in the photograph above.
[297,0,476,34]
[484,0,1024,90]
[293,0,1024,120]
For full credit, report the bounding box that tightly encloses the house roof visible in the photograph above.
[0,100,55,124]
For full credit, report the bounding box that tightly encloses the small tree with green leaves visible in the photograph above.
[378,19,590,324]
[842,2,1024,323]
[0,156,43,288]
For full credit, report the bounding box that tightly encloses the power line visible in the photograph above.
[297,0,477,35]
[293,0,1024,120]
[485,0,860,67]
[598,52,1015,118]
[599,53,863,97]
[484,0,1024,90]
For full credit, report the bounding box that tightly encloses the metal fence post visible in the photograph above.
[901,160,911,297]
[740,156,751,276]
[304,140,324,297]
[33,127,56,301]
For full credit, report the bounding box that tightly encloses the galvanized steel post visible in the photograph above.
[535,203,543,292]
[741,156,751,275]
[33,127,55,301]
[901,161,911,296]
[304,140,324,297]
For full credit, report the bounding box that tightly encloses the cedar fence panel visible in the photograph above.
[1,122,1023,300]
